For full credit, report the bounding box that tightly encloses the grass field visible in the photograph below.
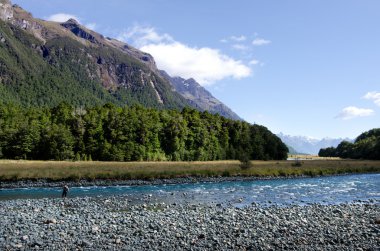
[287,154,341,160]
[0,159,379,182]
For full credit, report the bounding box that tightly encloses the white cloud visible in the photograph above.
[47,13,80,23]
[46,13,97,31]
[252,38,271,46]
[249,59,260,65]
[336,106,374,120]
[220,35,246,43]
[232,44,249,51]
[230,35,246,42]
[117,26,173,47]
[120,25,252,85]
[141,42,251,85]
[363,91,380,106]
[85,23,97,31]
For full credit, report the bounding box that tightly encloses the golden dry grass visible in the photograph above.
[287,154,341,160]
[0,159,379,181]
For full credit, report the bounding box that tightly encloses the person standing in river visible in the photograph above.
[62,184,69,198]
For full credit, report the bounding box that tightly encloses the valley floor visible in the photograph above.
[0,197,378,250]
[0,159,380,188]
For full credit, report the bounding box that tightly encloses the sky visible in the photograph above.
[12,0,380,139]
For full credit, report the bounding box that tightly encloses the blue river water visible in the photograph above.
[0,174,379,206]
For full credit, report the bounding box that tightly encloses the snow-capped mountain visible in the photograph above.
[277,133,353,155]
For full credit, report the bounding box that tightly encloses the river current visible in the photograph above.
[1,174,379,206]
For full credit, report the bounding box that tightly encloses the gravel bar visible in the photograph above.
[0,197,379,250]
[0,174,357,189]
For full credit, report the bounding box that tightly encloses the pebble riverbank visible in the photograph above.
[0,197,379,250]
[0,174,351,189]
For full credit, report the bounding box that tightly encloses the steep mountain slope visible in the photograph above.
[277,133,352,155]
[0,0,244,121]
[0,1,188,109]
[286,145,303,155]
[160,71,241,120]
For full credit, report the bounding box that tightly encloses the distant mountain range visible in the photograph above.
[277,133,353,155]
[0,0,240,119]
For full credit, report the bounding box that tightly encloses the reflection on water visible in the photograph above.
[0,174,379,206]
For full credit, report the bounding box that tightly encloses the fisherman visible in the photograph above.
[62,184,69,198]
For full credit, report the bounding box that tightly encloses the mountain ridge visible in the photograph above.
[0,1,242,120]
[159,71,242,120]
[0,2,188,109]
[277,133,353,155]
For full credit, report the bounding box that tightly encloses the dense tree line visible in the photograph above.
[0,103,288,161]
[319,129,380,160]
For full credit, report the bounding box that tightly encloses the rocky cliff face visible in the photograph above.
[160,71,242,120]
[0,0,12,21]
[61,19,99,44]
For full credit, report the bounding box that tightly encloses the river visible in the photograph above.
[0,174,379,207]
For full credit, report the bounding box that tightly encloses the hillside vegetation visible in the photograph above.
[319,128,380,160]
[0,19,188,109]
[0,103,288,161]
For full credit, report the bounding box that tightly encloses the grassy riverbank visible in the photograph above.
[0,159,379,182]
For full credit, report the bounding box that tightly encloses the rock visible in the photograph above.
[0,0,13,22]
[32,241,43,247]
[81,239,93,247]
[375,217,380,224]
[0,192,379,250]
[44,218,57,224]
[61,19,98,44]
[92,225,100,232]
[97,57,106,65]
[333,209,343,216]
[198,234,205,239]
[14,243,23,248]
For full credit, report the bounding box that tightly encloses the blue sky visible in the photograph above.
[12,0,380,139]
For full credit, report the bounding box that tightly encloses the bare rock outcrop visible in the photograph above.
[0,0,13,21]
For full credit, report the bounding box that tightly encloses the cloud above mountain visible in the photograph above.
[46,13,97,31]
[117,25,251,85]
[47,13,79,23]
[336,106,374,120]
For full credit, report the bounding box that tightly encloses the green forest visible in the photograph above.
[0,103,288,161]
[319,128,380,160]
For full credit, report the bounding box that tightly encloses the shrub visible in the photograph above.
[291,158,302,167]
[239,153,252,170]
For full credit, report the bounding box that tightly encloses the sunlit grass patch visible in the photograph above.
[0,159,379,182]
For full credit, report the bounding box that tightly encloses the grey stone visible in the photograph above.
[81,239,93,247]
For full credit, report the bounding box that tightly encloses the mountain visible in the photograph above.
[286,144,303,155]
[277,133,352,155]
[0,0,242,120]
[0,1,190,109]
[160,71,242,120]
